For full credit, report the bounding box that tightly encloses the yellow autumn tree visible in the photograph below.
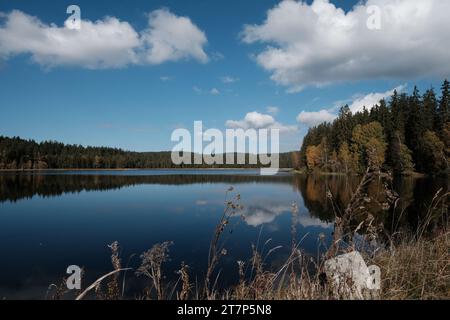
[306,145,321,171]
[352,121,387,171]
[338,142,359,173]
[338,142,351,173]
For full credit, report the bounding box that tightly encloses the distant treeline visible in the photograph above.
[299,80,450,175]
[0,136,298,169]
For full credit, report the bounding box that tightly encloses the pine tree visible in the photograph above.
[405,86,426,171]
[333,105,353,149]
[423,88,438,132]
[390,90,406,141]
[437,79,450,135]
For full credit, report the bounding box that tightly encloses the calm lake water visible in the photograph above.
[0,170,447,299]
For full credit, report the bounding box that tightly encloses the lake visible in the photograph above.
[0,170,447,299]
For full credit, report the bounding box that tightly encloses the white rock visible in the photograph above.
[324,251,376,299]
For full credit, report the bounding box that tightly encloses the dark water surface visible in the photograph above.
[0,170,447,299]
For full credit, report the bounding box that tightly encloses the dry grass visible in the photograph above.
[368,188,450,300]
[65,226,450,301]
[370,230,449,300]
[135,241,173,300]
[204,187,243,299]
[176,262,191,300]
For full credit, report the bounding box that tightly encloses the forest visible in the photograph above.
[0,136,297,170]
[299,80,449,175]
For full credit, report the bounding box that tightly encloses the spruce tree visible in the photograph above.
[423,88,438,132]
[437,79,450,135]
[405,86,426,171]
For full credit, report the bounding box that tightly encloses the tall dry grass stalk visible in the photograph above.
[136,241,173,300]
[106,241,121,299]
[76,268,131,300]
[177,262,191,300]
[204,187,243,299]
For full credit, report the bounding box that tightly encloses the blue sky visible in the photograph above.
[0,0,448,152]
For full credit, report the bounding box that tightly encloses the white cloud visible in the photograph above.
[242,0,450,91]
[227,112,274,129]
[297,85,405,127]
[0,10,140,69]
[220,76,239,83]
[226,111,297,133]
[210,88,220,95]
[297,110,337,127]
[349,84,406,113]
[266,106,279,115]
[140,9,208,65]
[0,9,208,69]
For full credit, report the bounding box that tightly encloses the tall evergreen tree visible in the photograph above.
[390,90,405,141]
[437,79,450,135]
[405,86,426,171]
[423,88,438,132]
[332,105,353,150]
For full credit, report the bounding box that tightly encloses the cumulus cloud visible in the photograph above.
[226,111,297,133]
[349,84,406,113]
[297,85,405,127]
[0,9,208,69]
[297,110,337,127]
[0,10,139,68]
[140,9,208,65]
[242,0,450,91]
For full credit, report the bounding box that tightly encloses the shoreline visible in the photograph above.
[292,170,429,178]
[0,169,435,178]
[0,168,295,172]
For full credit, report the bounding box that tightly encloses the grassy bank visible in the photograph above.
[371,230,449,299]
[55,223,448,301]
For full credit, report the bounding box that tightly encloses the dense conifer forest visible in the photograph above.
[299,80,449,175]
[0,136,297,169]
